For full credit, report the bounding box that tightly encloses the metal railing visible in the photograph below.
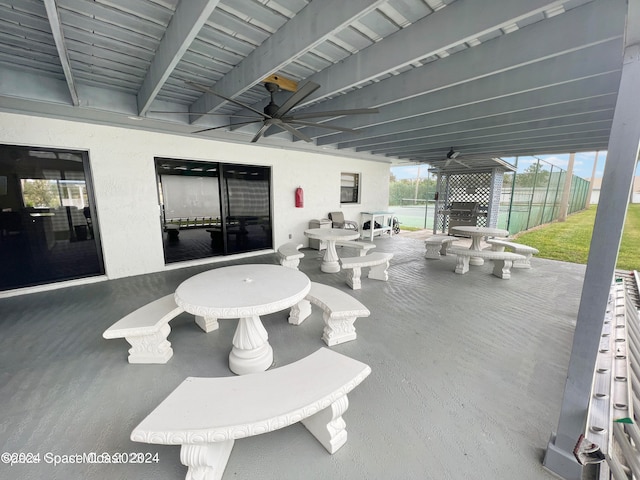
[584,271,640,479]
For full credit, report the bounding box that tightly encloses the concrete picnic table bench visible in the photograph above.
[130,348,371,480]
[448,246,526,279]
[485,239,539,268]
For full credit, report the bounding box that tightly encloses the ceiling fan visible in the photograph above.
[153,80,379,143]
[444,147,464,168]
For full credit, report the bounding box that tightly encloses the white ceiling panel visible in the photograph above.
[0,0,628,165]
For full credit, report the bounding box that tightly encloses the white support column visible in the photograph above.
[487,168,504,228]
[544,1,640,476]
[432,172,443,234]
[586,151,600,208]
[558,153,576,221]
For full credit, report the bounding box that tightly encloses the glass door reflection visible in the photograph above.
[222,165,272,254]
[156,159,223,263]
[0,145,104,291]
[156,158,273,263]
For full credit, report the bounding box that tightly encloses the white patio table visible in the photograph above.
[450,226,510,266]
[174,264,311,375]
[304,228,360,273]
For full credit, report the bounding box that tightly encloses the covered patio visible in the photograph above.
[0,235,586,479]
[1,0,640,478]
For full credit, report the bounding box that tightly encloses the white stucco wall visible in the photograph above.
[0,112,391,281]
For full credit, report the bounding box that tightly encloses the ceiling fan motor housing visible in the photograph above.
[263,82,280,116]
[264,102,279,117]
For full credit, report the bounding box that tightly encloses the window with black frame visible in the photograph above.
[0,144,104,291]
[340,172,360,204]
[155,158,272,263]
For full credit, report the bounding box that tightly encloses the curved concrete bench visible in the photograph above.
[448,247,526,279]
[339,252,393,290]
[103,294,184,363]
[289,282,370,346]
[277,242,304,269]
[485,239,539,268]
[335,239,376,257]
[130,348,371,480]
[424,235,457,259]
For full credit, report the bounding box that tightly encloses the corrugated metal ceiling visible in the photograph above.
[0,0,625,166]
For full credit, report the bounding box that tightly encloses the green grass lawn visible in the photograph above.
[514,204,640,271]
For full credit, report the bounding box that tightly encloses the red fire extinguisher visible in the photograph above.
[295,186,304,208]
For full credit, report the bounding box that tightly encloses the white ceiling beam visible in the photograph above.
[293,0,624,138]
[189,0,387,122]
[0,66,231,132]
[43,0,79,106]
[369,121,614,155]
[356,117,612,160]
[340,96,617,150]
[308,40,622,143]
[378,130,609,159]
[323,66,620,148]
[373,117,613,154]
[137,0,221,116]
[0,66,76,106]
[331,83,618,150]
[380,130,612,158]
[294,0,569,108]
[351,112,614,154]
[400,138,610,161]
[400,143,610,162]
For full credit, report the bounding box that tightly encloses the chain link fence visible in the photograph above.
[390,157,590,235]
[497,158,589,235]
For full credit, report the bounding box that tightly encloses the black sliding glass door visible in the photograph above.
[222,164,272,254]
[156,158,272,263]
[0,145,104,291]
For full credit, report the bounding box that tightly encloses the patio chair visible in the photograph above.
[328,211,358,231]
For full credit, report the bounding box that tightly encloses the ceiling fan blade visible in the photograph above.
[192,119,262,134]
[186,81,270,118]
[453,158,471,169]
[277,122,313,143]
[286,120,358,134]
[251,123,274,143]
[287,108,379,120]
[273,81,321,117]
[150,110,259,119]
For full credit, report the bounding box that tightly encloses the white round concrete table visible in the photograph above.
[304,228,360,273]
[450,226,510,265]
[175,264,311,375]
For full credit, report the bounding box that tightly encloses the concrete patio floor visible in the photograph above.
[0,234,587,480]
